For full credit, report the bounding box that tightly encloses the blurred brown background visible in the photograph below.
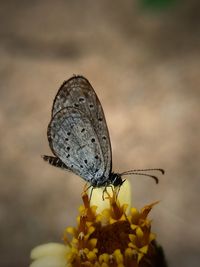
[0,0,200,266]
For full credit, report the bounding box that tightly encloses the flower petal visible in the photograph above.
[30,243,68,260]
[89,180,131,213]
[29,255,67,267]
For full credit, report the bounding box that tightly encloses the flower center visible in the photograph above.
[91,220,133,255]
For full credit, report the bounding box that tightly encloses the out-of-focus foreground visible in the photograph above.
[0,1,200,266]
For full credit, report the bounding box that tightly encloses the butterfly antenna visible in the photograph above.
[121,168,165,175]
[121,171,163,184]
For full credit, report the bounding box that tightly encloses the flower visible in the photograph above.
[30,243,69,267]
[30,181,167,267]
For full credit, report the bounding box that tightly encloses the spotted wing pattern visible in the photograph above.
[48,75,112,182]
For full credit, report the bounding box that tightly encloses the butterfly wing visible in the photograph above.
[48,107,109,185]
[51,75,112,180]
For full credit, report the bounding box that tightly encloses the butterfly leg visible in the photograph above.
[102,187,107,200]
[89,187,94,201]
[82,183,94,201]
[83,183,93,192]
[102,185,114,200]
[115,186,121,199]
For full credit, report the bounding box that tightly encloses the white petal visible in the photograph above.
[30,243,68,260]
[29,255,67,267]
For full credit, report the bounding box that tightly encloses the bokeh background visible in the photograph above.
[0,0,200,266]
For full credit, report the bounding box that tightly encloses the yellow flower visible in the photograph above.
[30,181,166,267]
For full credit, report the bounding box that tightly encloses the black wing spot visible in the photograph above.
[65,138,69,141]
[91,138,95,143]
[74,103,79,107]
[71,164,73,168]
[102,136,106,140]
[98,118,103,122]
[80,165,83,168]
[89,104,94,108]
[67,132,71,136]
[67,146,70,151]
[67,154,70,158]
[81,128,85,133]
[79,97,85,102]
[95,155,98,159]
[84,159,88,164]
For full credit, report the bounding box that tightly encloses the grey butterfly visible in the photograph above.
[43,75,164,188]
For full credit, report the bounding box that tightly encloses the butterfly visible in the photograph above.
[43,75,164,189]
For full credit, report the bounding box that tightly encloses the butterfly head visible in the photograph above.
[109,172,124,187]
